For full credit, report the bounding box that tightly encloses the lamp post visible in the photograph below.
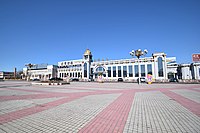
[25,63,34,81]
[130,49,148,84]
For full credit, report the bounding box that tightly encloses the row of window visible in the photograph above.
[58,68,82,72]
[107,64,153,78]
[59,57,164,78]
[59,72,82,78]
[93,57,164,78]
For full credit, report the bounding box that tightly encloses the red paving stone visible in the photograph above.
[2,87,51,93]
[0,91,96,102]
[160,90,200,117]
[79,91,135,133]
[0,90,126,124]
[0,93,90,124]
[190,88,200,93]
[0,82,200,133]
[0,93,65,101]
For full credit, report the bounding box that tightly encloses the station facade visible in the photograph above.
[57,49,177,82]
[22,49,200,82]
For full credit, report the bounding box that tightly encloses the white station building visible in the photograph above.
[58,49,178,82]
[23,49,200,82]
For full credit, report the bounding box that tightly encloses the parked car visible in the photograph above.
[169,78,178,82]
[32,79,40,81]
[49,77,63,81]
[118,78,123,82]
[140,77,146,83]
[71,78,79,81]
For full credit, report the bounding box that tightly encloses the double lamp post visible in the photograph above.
[130,49,148,84]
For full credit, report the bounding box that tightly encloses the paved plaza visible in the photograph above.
[0,81,200,133]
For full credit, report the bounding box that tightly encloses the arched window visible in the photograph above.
[84,63,87,78]
[95,66,106,77]
[96,67,105,72]
[158,57,163,77]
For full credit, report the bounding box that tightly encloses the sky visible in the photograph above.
[0,0,200,72]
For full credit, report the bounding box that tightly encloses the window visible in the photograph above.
[134,65,139,77]
[141,65,145,77]
[113,66,116,77]
[84,63,87,78]
[118,66,121,77]
[96,67,105,72]
[123,66,127,77]
[199,68,200,77]
[147,64,152,75]
[91,68,93,75]
[158,57,164,77]
[78,72,80,78]
[108,67,111,77]
[128,65,133,77]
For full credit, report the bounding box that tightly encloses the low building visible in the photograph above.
[23,64,57,81]
[167,62,200,81]
[0,71,15,79]
[178,63,200,80]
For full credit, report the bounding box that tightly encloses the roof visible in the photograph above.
[84,49,92,55]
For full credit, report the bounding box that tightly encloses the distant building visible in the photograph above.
[167,62,200,80]
[179,63,200,80]
[23,64,57,81]
[0,71,15,79]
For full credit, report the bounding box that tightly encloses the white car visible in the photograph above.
[140,77,146,82]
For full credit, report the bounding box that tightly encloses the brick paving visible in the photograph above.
[171,89,200,103]
[0,81,200,133]
[161,90,200,117]
[0,97,64,115]
[0,94,119,133]
[124,91,200,133]
[79,92,134,133]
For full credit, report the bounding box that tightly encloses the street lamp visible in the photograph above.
[25,63,34,81]
[130,49,148,84]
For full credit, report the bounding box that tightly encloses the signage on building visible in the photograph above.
[192,54,200,62]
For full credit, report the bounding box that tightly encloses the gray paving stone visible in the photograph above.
[171,89,200,103]
[0,93,120,133]
[124,91,200,133]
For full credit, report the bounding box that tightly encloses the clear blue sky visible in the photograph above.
[0,0,200,71]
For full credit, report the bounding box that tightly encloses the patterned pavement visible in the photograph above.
[0,81,200,133]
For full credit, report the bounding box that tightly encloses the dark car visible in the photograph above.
[49,77,63,81]
[118,78,123,82]
[71,78,79,81]
[169,78,178,82]
[32,79,40,81]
